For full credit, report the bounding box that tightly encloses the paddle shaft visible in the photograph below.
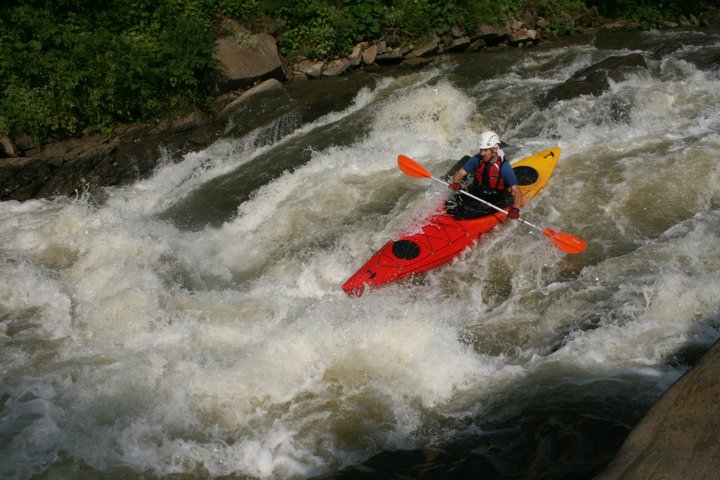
[427,176,544,233]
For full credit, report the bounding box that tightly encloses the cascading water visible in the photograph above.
[1,29,720,479]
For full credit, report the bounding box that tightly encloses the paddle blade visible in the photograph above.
[543,229,587,254]
[398,155,432,179]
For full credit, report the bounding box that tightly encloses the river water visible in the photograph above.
[2,29,720,479]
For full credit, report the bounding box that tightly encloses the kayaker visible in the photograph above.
[446,131,524,220]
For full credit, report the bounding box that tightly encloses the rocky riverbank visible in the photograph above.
[3,8,718,202]
[0,12,546,202]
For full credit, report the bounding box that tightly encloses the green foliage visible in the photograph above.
[219,0,260,21]
[0,0,216,143]
[1,0,712,145]
[528,0,586,35]
[383,0,444,39]
[384,0,517,42]
[344,0,383,41]
[275,0,511,53]
[703,9,720,26]
[428,1,457,36]
[274,0,383,59]
[594,0,706,27]
[628,5,666,27]
[383,0,434,38]
[453,0,517,33]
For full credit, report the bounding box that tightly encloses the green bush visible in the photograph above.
[531,0,587,34]
[348,0,383,40]
[1,0,712,145]
[453,0,511,33]
[594,0,706,27]
[275,0,382,59]
[383,0,432,39]
[0,0,216,143]
[703,9,720,26]
[219,0,260,21]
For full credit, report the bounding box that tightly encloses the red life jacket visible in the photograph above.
[475,158,506,190]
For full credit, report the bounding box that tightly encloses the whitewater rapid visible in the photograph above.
[2,29,720,479]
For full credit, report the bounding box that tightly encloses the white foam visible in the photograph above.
[2,34,720,479]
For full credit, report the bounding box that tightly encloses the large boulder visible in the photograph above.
[447,36,471,52]
[375,49,404,65]
[508,29,539,47]
[348,42,366,66]
[0,136,19,157]
[214,31,285,92]
[218,78,285,118]
[293,59,324,79]
[474,24,510,47]
[406,37,440,59]
[595,339,720,480]
[362,44,379,65]
[322,58,352,77]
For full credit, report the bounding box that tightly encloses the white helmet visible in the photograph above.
[478,131,500,150]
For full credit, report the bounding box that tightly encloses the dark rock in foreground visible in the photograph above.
[311,340,720,480]
[311,402,641,480]
[596,339,720,480]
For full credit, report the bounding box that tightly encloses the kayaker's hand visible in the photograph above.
[449,181,462,191]
[508,207,520,219]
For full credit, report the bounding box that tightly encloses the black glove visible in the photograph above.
[508,207,520,219]
[449,181,462,191]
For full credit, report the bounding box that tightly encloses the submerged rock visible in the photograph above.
[539,53,648,107]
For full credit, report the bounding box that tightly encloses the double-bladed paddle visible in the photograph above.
[397,154,587,254]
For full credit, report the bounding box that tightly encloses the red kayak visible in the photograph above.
[342,148,562,296]
[342,210,507,296]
